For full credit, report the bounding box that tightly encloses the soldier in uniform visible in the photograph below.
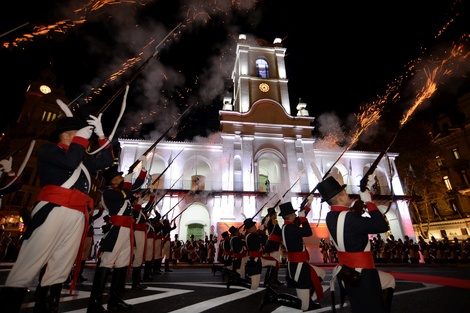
[161,218,176,272]
[87,164,147,312]
[131,192,148,290]
[259,201,324,311]
[0,114,113,313]
[319,176,395,313]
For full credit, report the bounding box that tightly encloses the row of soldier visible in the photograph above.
[211,203,327,311]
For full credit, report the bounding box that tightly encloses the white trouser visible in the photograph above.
[6,207,84,287]
[132,230,145,267]
[100,227,131,268]
[379,270,396,289]
[145,238,154,262]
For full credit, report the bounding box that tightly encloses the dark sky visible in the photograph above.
[1,0,469,142]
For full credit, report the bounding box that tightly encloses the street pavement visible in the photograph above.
[1,262,469,313]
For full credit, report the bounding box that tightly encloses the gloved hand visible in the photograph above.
[87,114,105,138]
[359,190,372,203]
[0,157,13,173]
[366,175,375,192]
[137,196,144,205]
[307,194,314,205]
[138,155,147,169]
[259,224,265,231]
[124,172,133,183]
[298,210,306,218]
[75,126,93,140]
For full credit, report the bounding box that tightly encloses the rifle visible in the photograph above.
[246,173,304,227]
[151,149,184,186]
[96,23,182,116]
[126,103,194,174]
[162,191,193,220]
[171,201,195,224]
[359,130,400,192]
[153,173,185,207]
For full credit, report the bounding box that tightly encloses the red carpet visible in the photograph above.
[388,271,470,289]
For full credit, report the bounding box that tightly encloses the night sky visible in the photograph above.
[1,0,469,143]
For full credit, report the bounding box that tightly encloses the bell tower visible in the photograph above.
[230,34,291,114]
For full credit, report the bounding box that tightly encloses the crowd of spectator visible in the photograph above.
[318,234,470,264]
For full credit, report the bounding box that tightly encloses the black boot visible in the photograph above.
[164,259,173,272]
[258,286,301,311]
[33,285,49,313]
[131,266,147,290]
[87,266,110,313]
[0,286,30,313]
[153,259,162,275]
[383,287,394,313]
[227,275,252,290]
[143,261,153,281]
[47,283,62,313]
[108,267,132,310]
[264,266,279,289]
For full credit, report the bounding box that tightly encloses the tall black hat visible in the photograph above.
[228,226,238,235]
[102,166,123,185]
[221,231,229,238]
[267,207,277,216]
[278,202,296,217]
[316,176,347,202]
[50,117,86,142]
[243,218,256,230]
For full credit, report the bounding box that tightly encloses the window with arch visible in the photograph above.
[256,58,270,78]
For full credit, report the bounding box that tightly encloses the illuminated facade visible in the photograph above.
[116,35,416,262]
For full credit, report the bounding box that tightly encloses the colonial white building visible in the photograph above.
[116,35,415,262]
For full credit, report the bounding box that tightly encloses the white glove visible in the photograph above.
[138,155,147,169]
[87,114,105,137]
[366,175,375,192]
[0,157,13,173]
[124,172,134,183]
[298,210,306,218]
[259,224,265,231]
[307,194,314,205]
[75,126,93,140]
[137,196,144,205]
[359,190,372,203]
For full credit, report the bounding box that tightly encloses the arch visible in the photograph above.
[178,202,211,242]
[256,58,270,78]
[255,148,286,193]
[149,155,166,189]
[183,155,212,190]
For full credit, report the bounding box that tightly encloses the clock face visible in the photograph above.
[259,83,270,93]
[39,85,51,94]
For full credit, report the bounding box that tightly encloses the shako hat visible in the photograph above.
[50,117,85,142]
[102,166,123,185]
[221,231,229,238]
[278,202,296,216]
[267,207,277,216]
[316,176,347,202]
[243,218,256,230]
[228,226,238,235]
